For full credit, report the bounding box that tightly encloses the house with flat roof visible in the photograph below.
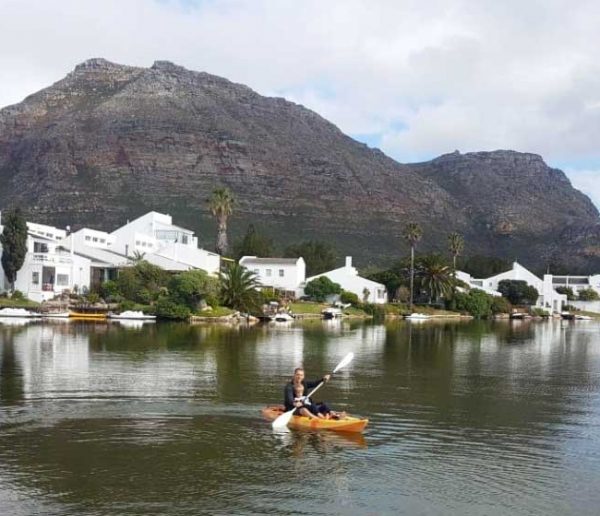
[239,256,306,297]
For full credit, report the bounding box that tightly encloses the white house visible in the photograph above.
[475,261,566,313]
[109,211,220,274]
[547,274,600,297]
[239,256,306,297]
[304,256,388,304]
[456,270,502,297]
[0,218,92,302]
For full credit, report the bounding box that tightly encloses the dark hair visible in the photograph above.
[294,367,304,374]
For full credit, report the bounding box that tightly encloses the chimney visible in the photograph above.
[345,256,352,268]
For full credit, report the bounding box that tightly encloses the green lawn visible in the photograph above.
[0,297,40,309]
[196,306,236,318]
[289,302,328,314]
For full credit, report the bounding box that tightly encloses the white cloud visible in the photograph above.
[1,0,600,207]
[565,169,600,209]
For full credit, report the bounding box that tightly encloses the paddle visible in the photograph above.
[272,352,354,430]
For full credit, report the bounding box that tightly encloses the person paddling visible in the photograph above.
[284,367,332,419]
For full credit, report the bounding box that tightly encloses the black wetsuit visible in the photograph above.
[284,378,330,415]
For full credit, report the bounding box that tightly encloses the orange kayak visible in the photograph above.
[262,405,368,433]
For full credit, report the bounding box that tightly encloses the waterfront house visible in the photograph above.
[0,218,92,302]
[473,261,566,313]
[303,256,388,304]
[109,211,220,274]
[456,270,502,297]
[239,256,306,297]
[547,274,600,297]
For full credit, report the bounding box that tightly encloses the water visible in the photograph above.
[1,318,600,515]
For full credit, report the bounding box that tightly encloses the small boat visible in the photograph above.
[0,307,41,318]
[69,312,107,320]
[561,312,575,320]
[108,310,156,321]
[273,313,294,323]
[405,313,431,320]
[322,307,343,320]
[510,312,527,320]
[262,405,368,433]
[42,312,71,318]
[575,314,593,320]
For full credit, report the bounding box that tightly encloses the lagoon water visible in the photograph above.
[1,318,600,515]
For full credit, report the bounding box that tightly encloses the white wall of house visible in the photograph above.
[456,270,502,296]
[65,228,116,250]
[0,223,92,302]
[304,256,388,304]
[548,274,600,296]
[476,262,566,313]
[240,256,306,295]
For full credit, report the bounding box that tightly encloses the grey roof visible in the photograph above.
[240,257,300,265]
[63,245,130,267]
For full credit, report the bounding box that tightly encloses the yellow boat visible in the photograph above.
[262,405,368,433]
[69,312,107,320]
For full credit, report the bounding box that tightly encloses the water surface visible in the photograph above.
[1,318,600,515]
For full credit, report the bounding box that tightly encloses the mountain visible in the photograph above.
[1,58,599,272]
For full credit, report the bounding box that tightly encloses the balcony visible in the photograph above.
[31,253,72,264]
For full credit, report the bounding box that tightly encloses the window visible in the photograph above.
[100,239,105,243]
[182,235,189,244]
[32,272,40,285]
[266,269,272,277]
[46,232,53,238]
[93,237,98,242]
[141,242,146,247]
[56,274,69,286]
[135,241,141,246]
[279,269,285,277]
[85,235,91,241]
[34,242,49,253]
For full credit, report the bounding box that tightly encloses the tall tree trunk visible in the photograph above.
[409,245,415,310]
[216,217,228,256]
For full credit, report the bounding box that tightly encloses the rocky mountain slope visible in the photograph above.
[1,58,599,272]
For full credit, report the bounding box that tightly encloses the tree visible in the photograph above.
[233,224,273,260]
[402,222,423,309]
[208,187,234,256]
[284,240,337,277]
[116,261,169,304]
[304,276,342,302]
[219,262,261,313]
[448,232,464,275]
[0,208,28,292]
[555,286,576,301]
[453,289,493,318]
[578,288,600,301]
[420,254,452,303]
[497,280,539,306]
[168,269,220,310]
[130,250,146,264]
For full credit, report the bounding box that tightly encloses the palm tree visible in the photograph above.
[420,254,452,303]
[403,222,423,309]
[208,187,235,256]
[219,262,261,313]
[130,250,146,264]
[448,232,464,275]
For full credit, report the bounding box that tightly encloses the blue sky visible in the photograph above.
[1,0,599,209]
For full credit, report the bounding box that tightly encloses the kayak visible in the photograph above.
[262,405,368,433]
[69,312,107,319]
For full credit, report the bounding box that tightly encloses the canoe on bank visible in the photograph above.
[262,405,368,433]
[69,312,107,319]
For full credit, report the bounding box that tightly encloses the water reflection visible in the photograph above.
[0,318,599,515]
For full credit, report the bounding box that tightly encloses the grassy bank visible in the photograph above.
[0,297,40,309]
[196,306,236,318]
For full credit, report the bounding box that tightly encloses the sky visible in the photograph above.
[1,0,600,209]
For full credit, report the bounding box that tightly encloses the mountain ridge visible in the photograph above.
[1,58,599,272]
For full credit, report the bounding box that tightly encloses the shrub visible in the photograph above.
[497,280,539,306]
[100,280,120,301]
[578,288,600,301]
[491,296,512,314]
[555,286,576,301]
[361,303,386,320]
[116,261,169,304]
[531,307,550,317]
[155,297,191,320]
[11,290,25,300]
[340,290,360,305]
[304,276,341,302]
[453,289,493,318]
[168,269,220,310]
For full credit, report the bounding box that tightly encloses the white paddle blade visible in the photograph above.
[332,352,354,373]
[272,408,295,430]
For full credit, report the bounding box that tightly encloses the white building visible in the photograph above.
[456,270,502,297]
[239,256,306,296]
[474,261,566,313]
[109,211,220,274]
[0,218,92,302]
[304,256,388,304]
[548,274,600,297]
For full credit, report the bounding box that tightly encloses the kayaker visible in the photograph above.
[284,367,331,418]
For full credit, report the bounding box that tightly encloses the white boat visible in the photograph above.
[575,314,593,321]
[405,313,431,320]
[322,307,343,320]
[108,310,156,320]
[273,313,294,323]
[42,312,71,318]
[0,307,41,318]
